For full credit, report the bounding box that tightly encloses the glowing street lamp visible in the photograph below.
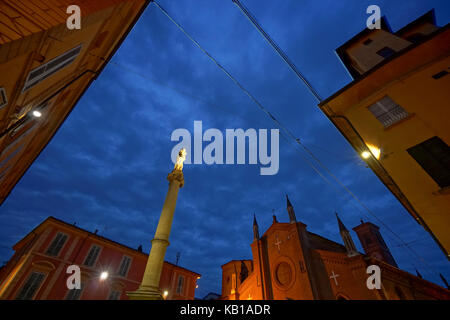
[163,291,169,299]
[361,151,371,159]
[100,271,108,280]
[32,110,42,118]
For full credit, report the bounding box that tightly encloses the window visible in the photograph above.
[22,44,83,93]
[108,290,121,300]
[83,245,101,267]
[376,47,396,58]
[432,70,449,80]
[0,145,23,169]
[15,272,45,300]
[368,96,409,127]
[407,137,450,188]
[66,283,84,300]
[0,87,7,109]
[117,256,131,277]
[176,275,185,295]
[363,38,373,45]
[46,233,68,257]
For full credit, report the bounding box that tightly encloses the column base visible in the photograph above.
[127,286,163,300]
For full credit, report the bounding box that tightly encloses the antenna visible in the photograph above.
[176,252,181,266]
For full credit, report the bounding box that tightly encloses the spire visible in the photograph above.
[286,194,297,223]
[335,212,348,232]
[253,213,259,240]
[439,273,449,290]
[336,213,358,257]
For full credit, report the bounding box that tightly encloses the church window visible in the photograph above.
[46,232,68,257]
[299,260,306,273]
[275,262,292,287]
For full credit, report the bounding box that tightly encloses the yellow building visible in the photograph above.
[319,10,450,257]
[0,0,149,204]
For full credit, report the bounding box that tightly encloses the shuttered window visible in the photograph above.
[407,136,450,188]
[108,290,121,300]
[368,96,409,127]
[83,245,101,267]
[0,87,7,109]
[117,256,131,277]
[176,275,185,295]
[66,283,84,300]
[15,272,45,300]
[22,45,83,93]
[46,232,68,257]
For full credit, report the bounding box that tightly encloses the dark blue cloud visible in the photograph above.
[1,0,449,297]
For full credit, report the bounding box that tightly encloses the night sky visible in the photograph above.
[1,0,449,298]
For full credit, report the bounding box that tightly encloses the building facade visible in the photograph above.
[318,10,450,257]
[220,196,450,300]
[0,216,200,300]
[0,0,149,204]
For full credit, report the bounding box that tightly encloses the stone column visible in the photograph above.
[127,162,185,300]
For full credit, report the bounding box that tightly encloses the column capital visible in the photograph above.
[167,169,184,187]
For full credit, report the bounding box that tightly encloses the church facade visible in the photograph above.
[221,196,450,300]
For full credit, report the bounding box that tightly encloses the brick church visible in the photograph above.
[221,196,450,300]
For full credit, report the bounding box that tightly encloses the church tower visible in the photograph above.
[353,220,398,267]
[286,195,297,223]
[253,214,259,240]
[335,213,359,257]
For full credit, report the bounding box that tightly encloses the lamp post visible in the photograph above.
[127,148,187,300]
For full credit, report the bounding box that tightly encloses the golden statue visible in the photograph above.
[174,148,187,171]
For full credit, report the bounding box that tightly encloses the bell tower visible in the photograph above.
[353,220,397,267]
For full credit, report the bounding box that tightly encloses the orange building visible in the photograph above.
[0,216,200,300]
[0,0,149,204]
[318,10,450,257]
[220,196,450,300]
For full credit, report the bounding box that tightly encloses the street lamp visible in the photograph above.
[32,110,42,118]
[100,271,108,280]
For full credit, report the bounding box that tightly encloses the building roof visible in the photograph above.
[13,216,201,277]
[320,15,448,106]
[335,16,393,79]
[395,9,436,36]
